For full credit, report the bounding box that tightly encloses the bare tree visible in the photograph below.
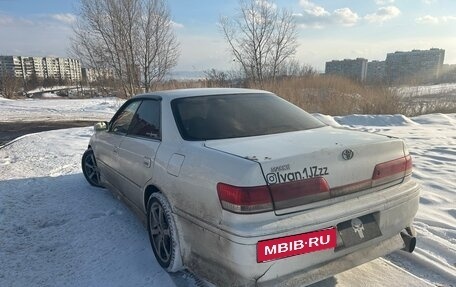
[220,0,298,84]
[0,72,21,99]
[278,59,317,78]
[135,0,179,92]
[71,0,179,97]
[204,69,229,87]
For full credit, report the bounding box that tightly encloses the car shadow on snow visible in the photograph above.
[0,173,201,287]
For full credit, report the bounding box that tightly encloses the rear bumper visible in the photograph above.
[258,233,406,286]
[175,180,420,286]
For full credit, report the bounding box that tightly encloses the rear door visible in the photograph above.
[95,100,141,189]
[116,99,161,209]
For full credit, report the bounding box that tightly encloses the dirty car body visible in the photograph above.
[83,88,420,286]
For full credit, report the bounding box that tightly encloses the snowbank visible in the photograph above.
[313,113,342,127]
[41,92,61,98]
[412,113,456,126]
[334,114,418,127]
[27,85,78,94]
[0,94,13,101]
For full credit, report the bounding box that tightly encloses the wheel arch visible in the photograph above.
[144,184,161,211]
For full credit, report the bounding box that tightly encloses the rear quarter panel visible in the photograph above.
[153,141,266,227]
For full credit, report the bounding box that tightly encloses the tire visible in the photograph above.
[147,193,183,272]
[81,149,104,188]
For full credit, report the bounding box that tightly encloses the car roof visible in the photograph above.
[132,88,273,100]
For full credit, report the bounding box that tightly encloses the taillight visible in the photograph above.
[217,183,273,213]
[372,155,412,187]
[269,177,330,210]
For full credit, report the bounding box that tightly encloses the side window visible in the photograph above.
[128,100,161,139]
[110,101,141,134]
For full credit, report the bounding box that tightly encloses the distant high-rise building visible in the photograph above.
[366,60,386,83]
[325,48,446,85]
[385,48,445,84]
[325,58,368,82]
[0,55,82,82]
[0,56,24,78]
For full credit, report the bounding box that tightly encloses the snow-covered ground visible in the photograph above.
[321,113,456,286]
[0,98,455,286]
[0,97,122,122]
[396,83,456,97]
[395,83,456,109]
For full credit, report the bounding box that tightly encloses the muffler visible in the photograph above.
[400,226,416,253]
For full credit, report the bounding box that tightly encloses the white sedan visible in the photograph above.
[82,88,420,286]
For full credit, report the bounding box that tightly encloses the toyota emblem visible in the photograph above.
[342,149,354,160]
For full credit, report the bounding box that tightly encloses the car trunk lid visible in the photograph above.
[205,126,407,215]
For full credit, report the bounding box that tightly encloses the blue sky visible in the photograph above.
[1,0,455,71]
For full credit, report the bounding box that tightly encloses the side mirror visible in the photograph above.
[94,121,108,132]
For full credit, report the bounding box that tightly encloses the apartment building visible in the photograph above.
[325,58,368,82]
[325,48,446,84]
[0,55,82,82]
[0,56,25,78]
[385,48,445,84]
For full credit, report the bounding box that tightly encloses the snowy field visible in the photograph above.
[396,83,456,97]
[0,97,122,122]
[0,98,455,286]
[396,83,456,106]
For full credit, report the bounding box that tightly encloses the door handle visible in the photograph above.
[143,156,152,168]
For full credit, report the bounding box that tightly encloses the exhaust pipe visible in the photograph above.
[400,226,416,253]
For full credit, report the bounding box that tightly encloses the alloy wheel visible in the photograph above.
[149,201,172,264]
[82,150,102,187]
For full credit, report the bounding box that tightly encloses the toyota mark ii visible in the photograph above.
[82,88,420,286]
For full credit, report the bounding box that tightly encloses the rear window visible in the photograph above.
[171,93,325,140]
